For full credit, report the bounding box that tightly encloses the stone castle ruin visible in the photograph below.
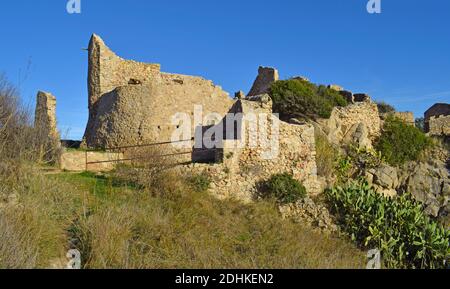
[33,34,449,203]
[82,34,234,149]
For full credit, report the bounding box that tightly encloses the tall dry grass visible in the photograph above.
[0,75,366,269]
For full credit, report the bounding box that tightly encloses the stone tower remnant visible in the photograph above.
[82,34,234,148]
[247,66,279,97]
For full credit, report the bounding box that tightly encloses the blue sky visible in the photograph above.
[0,0,449,140]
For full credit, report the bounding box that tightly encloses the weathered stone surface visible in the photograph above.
[402,161,450,217]
[368,164,399,190]
[316,101,381,148]
[428,115,450,136]
[35,91,59,142]
[82,34,234,148]
[60,150,124,172]
[344,123,372,149]
[185,96,320,202]
[425,103,450,134]
[381,111,415,126]
[247,66,279,96]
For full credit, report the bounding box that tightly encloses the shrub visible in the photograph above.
[186,174,211,193]
[326,180,450,269]
[375,116,432,166]
[376,101,396,114]
[259,173,307,204]
[270,79,348,120]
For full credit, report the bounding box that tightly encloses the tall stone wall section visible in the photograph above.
[83,34,234,148]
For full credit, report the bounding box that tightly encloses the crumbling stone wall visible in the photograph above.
[428,115,450,136]
[383,112,415,126]
[60,150,123,172]
[83,34,234,148]
[187,95,320,202]
[425,103,450,133]
[316,100,381,148]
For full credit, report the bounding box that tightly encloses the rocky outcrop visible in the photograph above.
[366,164,399,198]
[82,34,234,148]
[365,160,450,217]
[400,161,450,217]
[247,66,279,97]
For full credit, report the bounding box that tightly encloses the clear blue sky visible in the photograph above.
[1,0,449,140]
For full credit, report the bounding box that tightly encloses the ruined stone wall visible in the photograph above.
[429,115,450,136]
[317,100,381,147]
[386,112,415,126]
[60,150,123,172]
[83,34,234,148]
[187,96,320,202]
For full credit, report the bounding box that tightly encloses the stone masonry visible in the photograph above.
[82,34,234,148]
[34,91,59,144]
[316,99,381,148]
[186,95,320,202]
[425,103,450,135]
[429,115,450,136]
[247,66,279,97]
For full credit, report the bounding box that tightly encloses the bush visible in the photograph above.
[377,101,396,114]
[259,173,307,204]
[186,174,211,193]
[375,116,432,166]
[270,79,348,120]
[326,180,450,269]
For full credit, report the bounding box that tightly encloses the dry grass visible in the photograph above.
[0,75,366,269]
[315,131,338,179]
[0,161,367,269]
[55,169,366,269]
